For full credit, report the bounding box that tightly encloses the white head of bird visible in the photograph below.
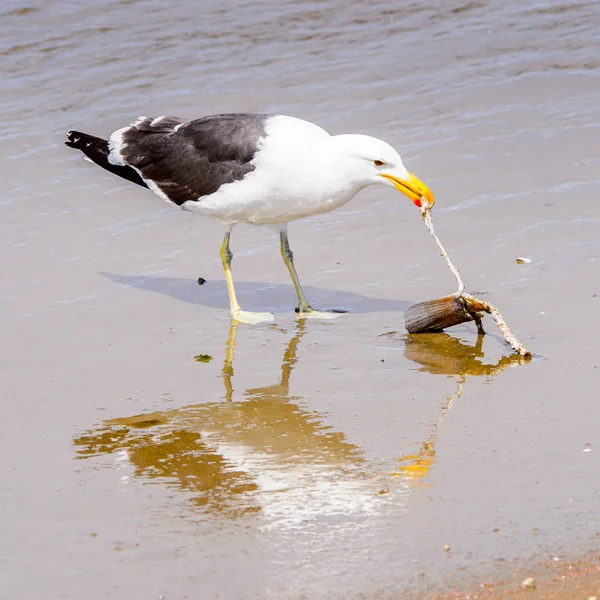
[325,134,435,209]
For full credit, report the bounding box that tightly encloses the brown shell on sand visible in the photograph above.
[404,293,473,333]
[405,208,532,357]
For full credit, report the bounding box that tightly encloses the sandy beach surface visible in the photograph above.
[1,1,599,598]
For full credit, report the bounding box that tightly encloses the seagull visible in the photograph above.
[66,113,434,324]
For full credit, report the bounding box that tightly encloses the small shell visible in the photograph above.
[520,577,536,589]
[516,257,532,264]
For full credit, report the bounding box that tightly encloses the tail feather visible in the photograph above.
[65,131,148,189]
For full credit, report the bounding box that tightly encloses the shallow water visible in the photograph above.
[1,0,600,598]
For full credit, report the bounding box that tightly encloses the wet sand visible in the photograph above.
[421,552,600,599]
[2,1,600,598]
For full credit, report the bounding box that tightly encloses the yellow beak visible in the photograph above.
[380,171,435,209]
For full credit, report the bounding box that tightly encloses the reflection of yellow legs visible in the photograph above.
[222,319,239,402]
[220,227,274,324]
[279,225,341,319]
[222,318,307,403]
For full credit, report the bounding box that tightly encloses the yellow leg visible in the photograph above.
[220,228,274,324]
[280,227,312,313]
[220,229,241,314]
[279,227,343,319]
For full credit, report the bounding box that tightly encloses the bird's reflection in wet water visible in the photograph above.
[74,320,367,520]
[73,326,530,519]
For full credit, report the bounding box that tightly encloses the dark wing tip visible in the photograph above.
[65,130,82,148]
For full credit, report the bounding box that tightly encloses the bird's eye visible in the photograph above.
[374,159,386,167]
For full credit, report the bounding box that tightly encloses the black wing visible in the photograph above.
[114,114,269,206]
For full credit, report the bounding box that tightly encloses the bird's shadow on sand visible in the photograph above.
[100,272,412,313]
